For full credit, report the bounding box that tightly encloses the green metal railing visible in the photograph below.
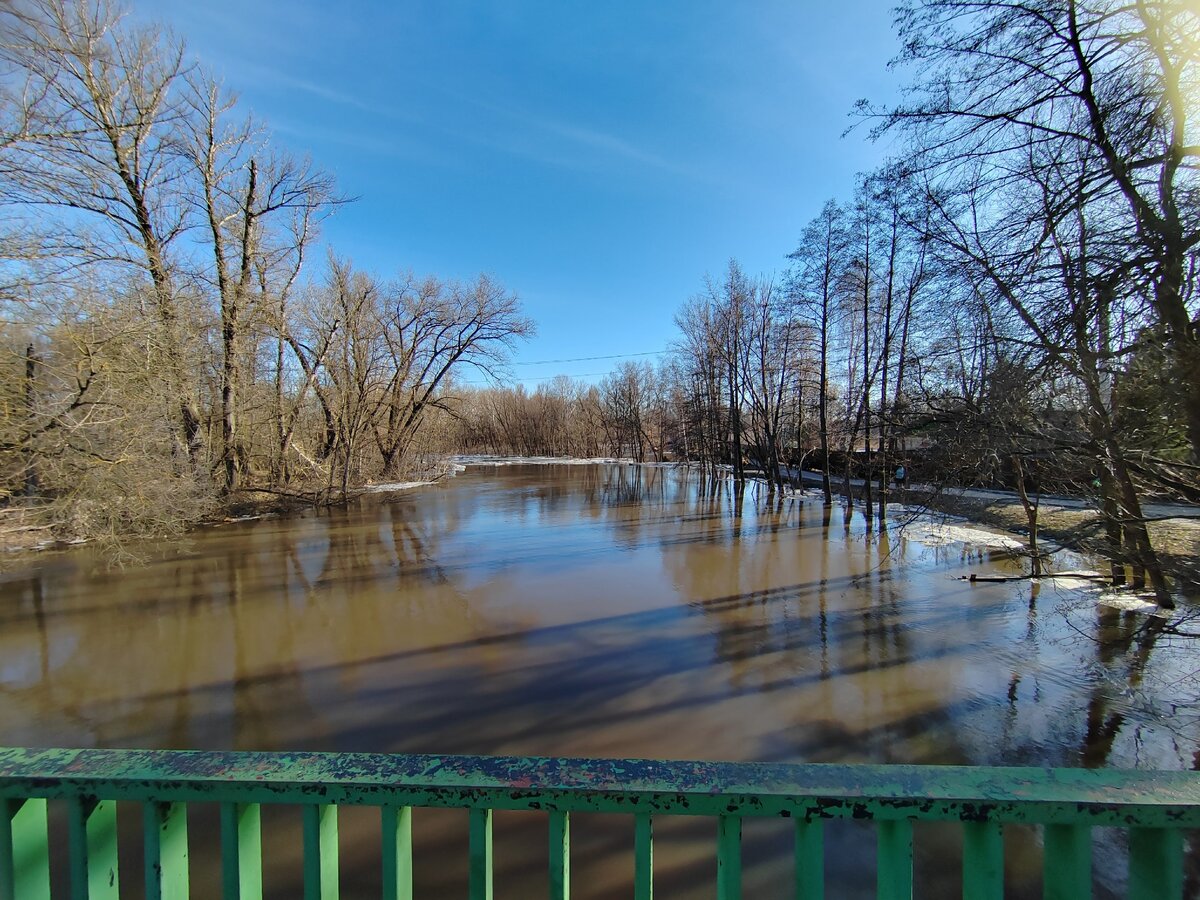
[1,747,1198,899]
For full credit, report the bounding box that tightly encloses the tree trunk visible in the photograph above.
[222,159,257,493]
[877,206,898,523]
[1011,455,1042,576]
[861,251,873,522]
[1099,470,1127,587]
[23,344,38,500]
[729,358,743,480]
[819,308,832,503]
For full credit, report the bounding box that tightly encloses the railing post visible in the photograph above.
[144,801,188,900]
[0,749,1195,899]
[634,813,653,900]
[962,822,1002,900]
[1042,824,1090,900]
[468,808,493,900]
[381,806,412,900]
[67,797,119,900]
[220,803,262,900]
[717,815,741,900]
[1,798,50,900]
[1128,827,1182,900]
[302,804,338,900]
[877,819,912,900]
[549,810,569,900]
[795,818,823,900]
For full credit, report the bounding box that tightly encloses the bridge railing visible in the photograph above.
[1,747,1198,899]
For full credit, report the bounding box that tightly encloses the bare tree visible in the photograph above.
[181,73,340,491]
[740,276,794,489]
[373,272,533,475]
[0,0,204,461]
[788,199,848,503]
[875,0,1200,464]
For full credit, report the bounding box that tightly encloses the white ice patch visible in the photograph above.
[1038,570,1105,591]
[1045,576,1101,591]
[779,487,828,501]
[362,481,434,493]
[454,455,636,467]
[903,522,1026,550]
[1097,590,1171,617]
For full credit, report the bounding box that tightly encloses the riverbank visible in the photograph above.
[784,468,1200,591]
[6,457,1197,593]
[0,468,459,563]
[645,460,1199,592]
[919,487,1200,588]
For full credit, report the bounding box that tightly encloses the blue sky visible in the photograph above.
[142,1,901,386]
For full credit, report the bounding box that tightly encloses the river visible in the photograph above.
[1,462,1195,897]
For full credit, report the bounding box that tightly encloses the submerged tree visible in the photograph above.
[788,199,848,503]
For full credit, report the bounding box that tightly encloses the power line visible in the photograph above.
[512,350,666,366]
[460,370,615,386]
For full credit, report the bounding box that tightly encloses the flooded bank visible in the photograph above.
[1,463,1195,897]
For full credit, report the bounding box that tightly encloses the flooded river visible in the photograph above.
[1,463,1196,897]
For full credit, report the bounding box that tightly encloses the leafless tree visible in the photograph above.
[372,272,533,475]
[874,0,1200,463]
[0,0,204,461]
[788,199,848,503]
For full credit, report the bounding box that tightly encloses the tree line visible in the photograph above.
[0,0,532,541]
[446,0,1198,603]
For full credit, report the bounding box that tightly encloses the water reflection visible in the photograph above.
[0,463,1196,897]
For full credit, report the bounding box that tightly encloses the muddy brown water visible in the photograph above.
[1,463,1197,897]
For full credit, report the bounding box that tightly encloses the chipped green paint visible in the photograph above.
[67,797,118,900]
[2,748,1199,825]
[1,747,1198,898]
[143,801,188,900]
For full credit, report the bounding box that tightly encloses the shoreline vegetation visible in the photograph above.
[5,456,1195,613]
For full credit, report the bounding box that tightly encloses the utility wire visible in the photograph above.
[460,370,616,386]
[458,349,668,387]
[511,350,666,366]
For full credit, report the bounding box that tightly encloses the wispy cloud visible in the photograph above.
[536,119,675,171]
[187,50,419,126]
[271,119,436,164]
[268,73,383,115]
[434,88,708,182]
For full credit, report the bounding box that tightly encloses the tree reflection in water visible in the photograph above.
[0,463,1195,898]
